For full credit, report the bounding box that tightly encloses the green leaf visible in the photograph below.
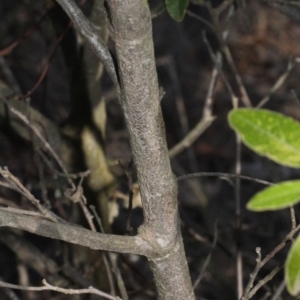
[285,236,300,296]
[228,109,300,168]
[165,0,189,21]
[247,180,300,211]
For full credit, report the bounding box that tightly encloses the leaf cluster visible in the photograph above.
[229,108,300,296]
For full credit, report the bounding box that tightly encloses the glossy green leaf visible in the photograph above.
[285,236,300,296]
[228,109,300,168]
[247,180,300,211]
[165,0,189,21]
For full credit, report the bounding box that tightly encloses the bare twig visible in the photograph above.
[202,33,239,105]
[235,135,243,300]
[168,60,217,158]
[26,99,50,207]
[222,45,252,107]
[261,224,300,267]
[168,116,215,159]
[0,180,15,190]
[290,206,296,230]
[110,254,129,300]
[257,57,297,108]
[54,0,118,86]
[0,276,21,300]
[0,279,122,300]
[241,224,300,300]
[0,229,70,287]
[241,247,262,299]
[0,197,18,208]
[90,205,117,296]
[0,96,67,176]
[90,205,128,298]
[125,164,134,235]
[0,167,58,223]
[247,264,284,299]
[193,222,218,289]
[203,1,251,107]
[177,172,274,186]
[168,54,217,159]
[157,55,199,173]
[0,207,51,220]
[0,95,96,230]
[38,150,90,179]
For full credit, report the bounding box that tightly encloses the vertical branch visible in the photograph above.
[107,0,178,243]
[106,0,194,299]
[235,134,243,299]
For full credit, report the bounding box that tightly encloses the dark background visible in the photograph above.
[0,0,300,299]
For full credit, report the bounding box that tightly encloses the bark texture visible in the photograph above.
[106,1,194,298]
[0,209,153,256]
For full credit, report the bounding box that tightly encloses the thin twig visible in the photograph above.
[261,225,300,267]
[110,254,129,300]
[90,205,105,233]
[90,205,117,296]
[193,222,218,289]
[167,56,217,159]
[204,0,252,107]
[0,276,21,300]
[241,247,262,299]
[0,279,122,300]
[157,55,200,172]
[0,181,15,190]
[38,150,90,179]
[55,0,118,86]
[222,45,252,107]
[0,95,68,176]
[177,172,274,186]
[235,135,243,300]
[125,164,134,234]
[242,224,300,299]
[203,64,218,119]
[0,207,50,219]
[0,167,58,223]
[202,33,239,105]
[168,116,215,159]
[270,279,285,300]
[257,57,297,108]
[290,206,296,230]
[27,99,50,207]
[247,264,284,299]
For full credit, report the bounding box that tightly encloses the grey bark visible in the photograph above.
[0,210,154,257]
[0,0,195,299]
[106,0,194,299]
